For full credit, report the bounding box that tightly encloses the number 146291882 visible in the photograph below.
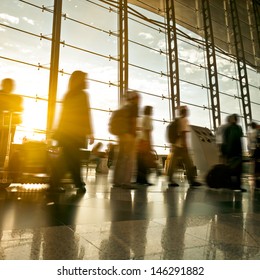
[150,266,205,276]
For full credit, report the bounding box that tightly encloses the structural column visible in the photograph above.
[165,0,180,119]
[229,0,252,129]
[252,0,260,64]
[47,0,62,139]
[201,0,221,131]
[118,0,129,105]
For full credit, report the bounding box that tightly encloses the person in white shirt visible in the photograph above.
[167,106,202,187]
[247,122,259,187]
[136,106,154,185]
[247,122,258,157]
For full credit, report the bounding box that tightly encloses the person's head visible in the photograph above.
[250,122,257,129]
[68,71,87,91]
[226,114,233,123]
[1,78,15,94]
[143,105,153,116]
[126,90,140,105]
[230,113,239,124]
[179,105,188,118]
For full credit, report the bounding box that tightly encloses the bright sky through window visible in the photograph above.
[0,0,259,154]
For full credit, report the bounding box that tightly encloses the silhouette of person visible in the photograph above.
[223,114,246,192]
[0,78,23,167]
[106,143,116,169]
[49,70,94,193]
[247,122,258,157]
[167,106,201,188]
[113,90,140,188]
[247,122,259,183]
[215,115,232,163]
[90,142,108,174]
[253,126,260,189]
[136,105,154,185]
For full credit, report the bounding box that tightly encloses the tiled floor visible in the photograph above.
[0,168,260,260]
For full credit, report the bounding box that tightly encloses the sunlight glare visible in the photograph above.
[14,99,48,143]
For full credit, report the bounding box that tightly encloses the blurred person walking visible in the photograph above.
[247,122,258,158]
[223,114,246,192]
[112,90,140,188]
[253,125,260,189]
[167,105,201,188]
[49,70,94,193]
[247,121,258,177]
[215,115,232,163]
[136,105,155,185]
[0,78,23,167]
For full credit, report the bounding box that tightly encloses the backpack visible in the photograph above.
[166,118,180,144]
[108,106,129,136]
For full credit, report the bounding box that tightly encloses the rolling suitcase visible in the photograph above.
[206,164,231,189]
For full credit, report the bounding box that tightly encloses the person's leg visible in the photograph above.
[181,148,201,186]
[227,156,246,191]
[234,159,243,190]
[113,136,128,185]
[254,148,260,189]
[63,142,85,190]
[113,134,137,186]
[142,155,150,184]
[0,128,8,167]
[167,147,181,186]
[136,151,148,184]
[48,149,66,192]
[123,134,136,185]
[136,151,143,183]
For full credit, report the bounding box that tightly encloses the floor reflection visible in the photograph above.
[0,173,259,259]
[99,188,149,260]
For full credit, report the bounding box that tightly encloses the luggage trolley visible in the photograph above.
[0,111,15,188]
[0,111,93,192]
[0,111,49,191]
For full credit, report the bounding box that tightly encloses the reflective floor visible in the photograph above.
[0,168,260,260]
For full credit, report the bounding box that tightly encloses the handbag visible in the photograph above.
[144,149,157,169]
[138,139,157,168]
[137,139,150,152]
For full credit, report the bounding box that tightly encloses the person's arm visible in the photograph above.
[83,93,94,144]
[142,116,151,141]
[180,131,188,148]
[180,118,189,148]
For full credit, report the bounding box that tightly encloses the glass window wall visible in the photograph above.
[1,0,259,155]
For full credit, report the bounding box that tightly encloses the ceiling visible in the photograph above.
[129,0,260,72]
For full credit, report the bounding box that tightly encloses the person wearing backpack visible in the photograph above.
[112,90,140,188]
[167,106,202,188]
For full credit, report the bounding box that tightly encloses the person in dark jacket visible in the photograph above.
[49,70,94,193]
[223,114,246,192]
